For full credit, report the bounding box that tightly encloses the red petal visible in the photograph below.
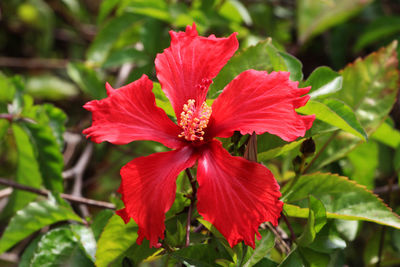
[197,140,283,248]
[117,146,197,248]
[155,24,238,118]
[105,82,116,96]
[207,70,315,141]
[83,75,184,149]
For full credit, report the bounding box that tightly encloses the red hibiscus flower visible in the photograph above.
[83,24,314,249]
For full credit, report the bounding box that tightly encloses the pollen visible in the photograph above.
[178,99,212,141]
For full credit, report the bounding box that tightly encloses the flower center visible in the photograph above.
[178,99,212,141]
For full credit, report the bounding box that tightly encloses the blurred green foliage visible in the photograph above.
[1,0,400,266]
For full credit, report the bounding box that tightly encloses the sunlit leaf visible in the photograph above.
[0,200,82,254]
[283,173,400,229]
[91,209,114,241]
[308,42,399,170]
[70,225,97,262]
[297,99,367,140]
[371,119,400,148]
[30,227,92,267]
[95,215,138,267]
[124,0,171,22]
[332,41,398,134]
[303,66,343,98]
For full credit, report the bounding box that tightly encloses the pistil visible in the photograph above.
[178,99,212,141]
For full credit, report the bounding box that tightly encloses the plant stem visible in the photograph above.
[302,130,339,174]
[185,168,197,247]
[282,213,297,242]
[0,177,115,209]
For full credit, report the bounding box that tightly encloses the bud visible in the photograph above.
[300,138,315,157]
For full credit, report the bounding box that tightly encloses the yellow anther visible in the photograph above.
[178,99,212,142]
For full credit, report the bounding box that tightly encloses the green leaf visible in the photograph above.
[258,137,304,162]
[25,75,79,100]
[395,145,400,173]
[91,209,114,241]
[87,13,137,64]
[332,41,399,135]
[0,119,10,141]
[103,47,150,68]
[298,247,330,267]
[208,39,300,98]
[171,243,231,267]
[345,141,378,189]
[0,72,16,102]
[21,121,64,192]
[95,214,138,267]
[41,104,67,151]
[334,220,359,242]
[153,82,175,116]
[371,120,400,148]
[297,99,367,140]
[124,239,157,266]
[0,200,82,254]
[307,42,399,170]
[354,16,400,52]
[307,224,346,253]
[278,51,303,81]
[277,247,303,267]
[197,218,235,258]
[124,0,171,22]
[297,0,373,44]
[70,225,97,262]
[19,234,43,267]
[67,62,106,99]
[219,0,252,25]
[2,124,42,218]
[297,196,327,246]
[243,231,274,267]
[303,66,343,98]
[283,173,400,229]
[9,76,25,115]
[97,0,119,25]
[30,227,79,267]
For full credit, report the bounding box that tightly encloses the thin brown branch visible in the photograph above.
[264,222,290,254]
[302,130,339,174]
[71,143,93,217]
[0,57,68,69]
[374,184,399,195]
[0,177,115,210]
[281,213,297,242]
[0,187,13,199]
